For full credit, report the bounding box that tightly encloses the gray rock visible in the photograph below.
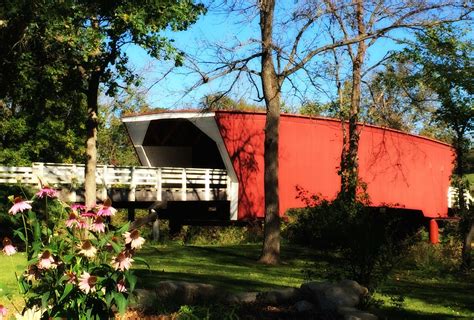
[257,288,302,305]
[155,280,220,305]
[224,291,259,304]
[338,307,378,320]
[300,280,368,311]
[132,288,158,310]
[294,300,316,313]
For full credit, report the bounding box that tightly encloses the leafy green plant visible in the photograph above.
[1,186,146,319]
[286,187,421,292]
[408,230,462,274]
[176,304,239,320]
[170,224,263,246]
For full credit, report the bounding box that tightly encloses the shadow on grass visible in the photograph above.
[133,243,474,319]
[151,243,336,268]
[134,268,285,292]
[381,277,474,312]
[375,306,469,320]
[133,244,329,292]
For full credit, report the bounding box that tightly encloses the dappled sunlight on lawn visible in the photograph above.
[0,252,27,314]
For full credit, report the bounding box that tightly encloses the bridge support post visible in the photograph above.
[429,219,439,244]
[152,216,160,242]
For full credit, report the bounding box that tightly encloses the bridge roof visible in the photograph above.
[122,109,451,148]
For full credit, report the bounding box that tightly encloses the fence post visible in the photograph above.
[156,168,162,201]
[129,167,136,202]
[33,162,45,188]
[181,168,186,201]
[101,165,108,200]
[204,169,211,201]
[70,164,77,202]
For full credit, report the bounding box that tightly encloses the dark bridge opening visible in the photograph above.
[142,119,225,169]
[138,118,230,224]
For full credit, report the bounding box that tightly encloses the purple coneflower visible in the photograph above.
[0,304,8,320]
[2,237,17,256]
[97,199,117,217]
[8,197,32,215]
[111,251,134,271]
[78,272,97,294]
[117,279,127,293]
[66,212,79,228]
[38,250,56,269]
[71,203,87,214]
[78,240,97,258]
[89,216,105,233]
[77,218,89,230]
[81,210,96,218]
[35,185,58,199]
[123,229,145,250]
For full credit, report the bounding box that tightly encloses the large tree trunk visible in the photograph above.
[84,72,100,208]
[258,0,281,265]
[340,0,366,202]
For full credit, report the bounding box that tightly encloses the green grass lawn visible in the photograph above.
[468,173,474,191]
[133,243,474,319]
[2,244,474,319]
[0,252,27,315]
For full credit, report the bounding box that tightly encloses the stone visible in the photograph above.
[337,307,378,320]
[300,280,368,311]
[223,291,259,304]
[294,300,316,313]
[132,289,158,311]
[257,288,302,305]
[155,280,220,305]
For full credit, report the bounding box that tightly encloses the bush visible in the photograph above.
[173,222,263,246]
[285,192,421,291]
[284,199,346,250]
[407,226,462,274]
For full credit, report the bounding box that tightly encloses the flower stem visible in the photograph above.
[21,213,29,258]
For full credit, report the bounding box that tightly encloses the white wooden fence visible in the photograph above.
[447,186,473,209]
[0,162,230,202]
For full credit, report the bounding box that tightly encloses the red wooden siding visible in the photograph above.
[215,111,453,220]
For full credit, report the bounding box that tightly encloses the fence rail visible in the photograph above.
[0,163,230,202]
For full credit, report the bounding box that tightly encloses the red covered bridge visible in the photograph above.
[122,110,456,242]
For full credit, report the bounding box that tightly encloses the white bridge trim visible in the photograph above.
[123,112,240,220]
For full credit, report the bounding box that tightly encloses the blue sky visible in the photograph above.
[122,5,425,111]
[124,8,262,109]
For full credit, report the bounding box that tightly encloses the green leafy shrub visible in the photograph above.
[1,187,146,319]
[285,188,421,291]
[408,227,462,273]
[178,223,263,245]
[176,304,239,320]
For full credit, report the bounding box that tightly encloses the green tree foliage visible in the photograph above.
[200,93,263,111]
[298,101,336,117]
[362,62,437,132]
[398,25,473,268]
[1,0,206,206]
[0,2,87,165]
[97,111,139,167]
